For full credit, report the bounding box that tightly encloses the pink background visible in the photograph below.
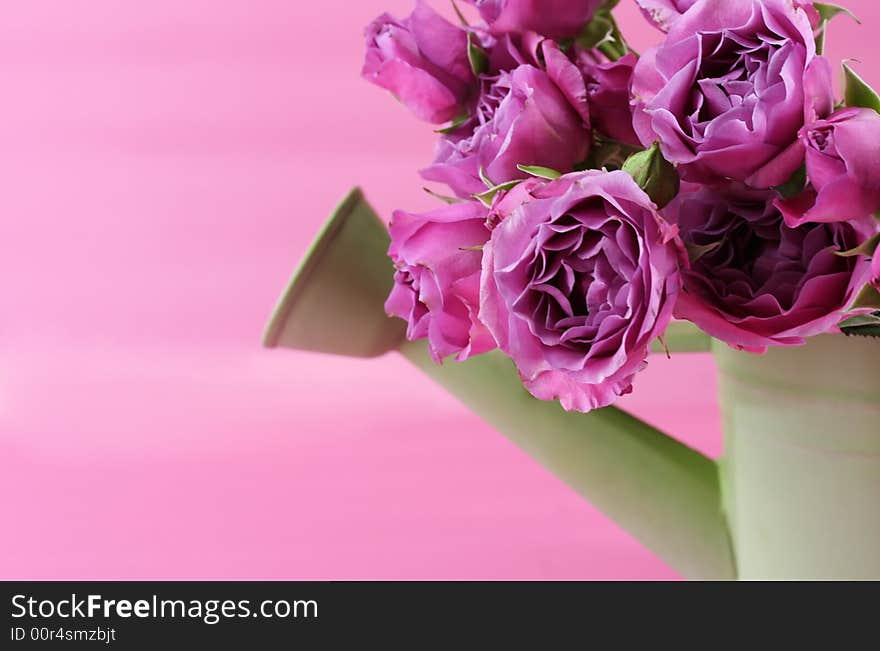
[2,1,877,580]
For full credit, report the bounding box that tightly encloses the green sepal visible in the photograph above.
[851,284,880,311]
[621,142,681,208]
[812,3,859,55]
[843,63,880,113]
[423,187,464,204]
[467,32,488,77]
[832,232,880,258]
[517,164,562,180]
[474,180,522,207]
[816,21,828,56]
[435,114,470,134]
[813,3,860,24]
[773,164,808,199]
[840,312,880,338]
[575,8,629,61]
[478,166,495,189]
[583,137,641,171]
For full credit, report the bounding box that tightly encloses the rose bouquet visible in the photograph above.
[265,0,880,580]
[363,0,880,413]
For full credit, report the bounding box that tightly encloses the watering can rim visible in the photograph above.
[262,187,367,350]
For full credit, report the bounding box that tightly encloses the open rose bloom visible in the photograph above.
[632,0,832,186]
[480,171,684,411]
[669,186,874,351]
[364,0,880,412]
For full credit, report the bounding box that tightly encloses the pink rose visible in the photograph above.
[575,51,640,146]
[777,108,880,227]
[872,242,880,291]
[363,2,474,124]
[634,0,698,32]
[422,42,591,197]
[480,170,684,412]
[636,0,820,32]
[464,0,605,41]
[668,185,875,352]
[631,0,834,187]
[385,201,496,361]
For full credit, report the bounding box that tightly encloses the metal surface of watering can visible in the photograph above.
[263,189,880,581]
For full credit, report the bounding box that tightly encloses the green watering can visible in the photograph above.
[263,189,880,581]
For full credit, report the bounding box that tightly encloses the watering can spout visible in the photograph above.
[264,188,737,580]
[263,187,406,357]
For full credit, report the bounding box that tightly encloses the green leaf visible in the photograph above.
[423,187,464,204]
[773,164,808,199]
[517,164,562,180]
[851,284,880,310]
[435,114,470,134]
[840,312,880,338]
[843,63,880,113]
[813,2,860,24]
[832,232,880,258]
[622,142,681,208]
[467,32,488,77]
[473,179,522,207]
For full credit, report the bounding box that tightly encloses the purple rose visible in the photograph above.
[575,51,640,146]
[637,0,821,33]
[668,186,875,352]
[483,30,544,73]
[479,170,685,412]
[797,2,823,29]
[385,201,496,362]
[631,0,834,187]
[464,0,605,41]
[872,243,880,291]
[363,1,474,124]
[777,108,880,227]
[634,0,698,32]
[422,42,592,197]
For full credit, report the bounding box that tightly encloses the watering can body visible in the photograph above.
[715,339,880,580]
[264,189,880,580]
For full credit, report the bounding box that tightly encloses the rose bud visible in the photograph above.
[777,108,880,227]
[363,1,474,124]
[622,142,681,208]
[385,201,496,362]
[463,0,605,41]
[479,170,685,413]
[631,0,834,187]
[575,51,640,146]
[422,42,591,197]
[668,185,875,352]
